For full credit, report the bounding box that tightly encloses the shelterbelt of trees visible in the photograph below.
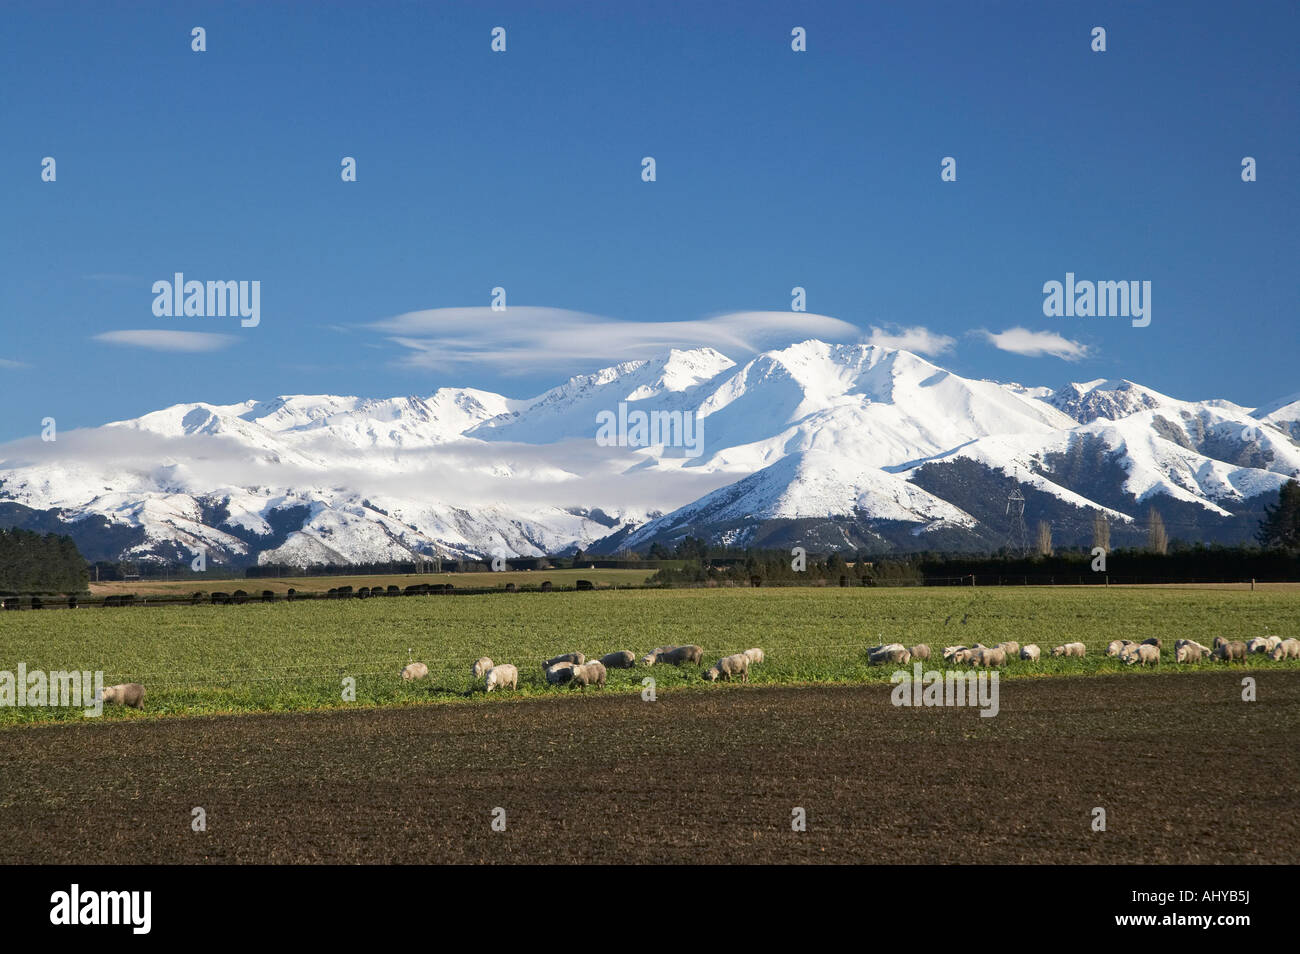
[0,529,90,594]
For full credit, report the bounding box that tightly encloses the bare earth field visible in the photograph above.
[2,671,1295,864]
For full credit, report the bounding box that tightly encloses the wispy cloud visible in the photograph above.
[365,307,860,372]
[93,330,239,353]
[0,358,30,369]
[979,327,1090,361]
[865,324,956,356]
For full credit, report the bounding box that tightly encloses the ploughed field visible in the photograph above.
[0,586,1297,725]
[0,674,1295,863]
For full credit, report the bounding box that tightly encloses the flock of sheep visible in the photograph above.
[93,635,1297,712]
[864,634,1299,669]
[399,645,767,692]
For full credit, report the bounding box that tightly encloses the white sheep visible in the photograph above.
[909,644,931,661]
[1051,642,1086,658]
[1020,644,1041,662]
[570,660,607,688]
[1247,636,1281,655]
[471,657,494,678]
[703,653,751,682]
[600,651,636,669]
[484,664,518,692]
[869,646,911,666]
[1123,644,1160,666]
[1268,638,1299,661]
[99,683,145,708]
[401,662,429,681]
[743,648,765,665]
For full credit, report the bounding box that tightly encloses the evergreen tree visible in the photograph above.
[1257,479,1300,549]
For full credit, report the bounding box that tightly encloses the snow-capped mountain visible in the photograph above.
[1,340,1295,565]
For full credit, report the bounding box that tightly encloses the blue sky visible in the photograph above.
[2,0,1296,442]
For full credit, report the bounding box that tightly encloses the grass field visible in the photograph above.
[1,585,1296,725]
[87,567,656,597]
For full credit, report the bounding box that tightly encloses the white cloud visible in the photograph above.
[865,324,956,356]
[0,358,29,369]
[365,307,860,372]
[979,327,1090,361]
[93,330,239,353]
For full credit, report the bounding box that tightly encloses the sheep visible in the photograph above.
[99,683,145,709]
[1140,638,1162,650]
[950,648,975,665]
[1214,640,1248,663]
[1051,642,1086,658]
[995,641,1019,658]
[639,645,675,666]
[1247,636,1281,655]
[1175,642,1212,663]
[545,662,576,685]
[543,652,585,669]
[401,662,429,681]
[908,644,930,661]
[471,657,494,679]
[970,647,1006,668]
[1020,644,1041,662]
[1105,640,1135,657]
[1269,638,1300,661]
[703,653,751,682]
[484,664,518,692]
[743,648,765,665]
[570,660,607,688]
[597,650,635,669]
[658,645,704,666]
[868,646,911,666]
[942,645,968,662]
[1123,644,1160,666]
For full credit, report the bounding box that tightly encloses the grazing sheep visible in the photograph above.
[868,646,911,666]
[472,657,494,679]
[1105,640,1135,657]
[1051,642,1087,658]
[1213,636,1228,649]
[1020,644,1041,662]
[570,660,607,688]
[640,646,675,666]
[1123,644,1160,666]
[600,651,636,669]
[995,641,1020,658]
[942,645,968,662]
[743,648,765,665]
[950,648,975,665]
[703,653,751,682]
[484,664,518,692]
[545,662,576,685]
[1214,640,1248,663]
[1247,636,1281,655]
[658,645,704,666]
[543,652,585,669]
[99,683,145,709]
[908,644,930,661]
[1175,642,1212,663]
[401,662,429,681]
[970,647,1007,668]
[1268,638,1299,661]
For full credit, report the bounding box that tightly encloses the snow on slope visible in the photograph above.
[0,339,1293,563]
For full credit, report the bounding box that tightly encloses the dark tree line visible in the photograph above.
[0,528,89,594]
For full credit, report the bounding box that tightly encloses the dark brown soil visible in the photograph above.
[1,672,1295,864]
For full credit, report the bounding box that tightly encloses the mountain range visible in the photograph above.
[1,340,1296,566]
